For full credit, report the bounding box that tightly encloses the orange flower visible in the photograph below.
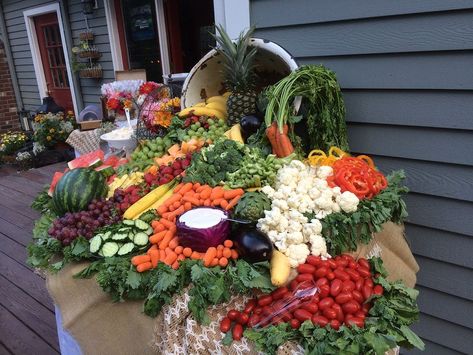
[153,111,172,128]
[123,99,133,109]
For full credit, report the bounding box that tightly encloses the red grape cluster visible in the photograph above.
[111,185,150,213]
[143,154,192,187]
[48,198,121,246]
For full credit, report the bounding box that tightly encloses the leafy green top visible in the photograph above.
[76,258,274,324]
[212,25,257,92]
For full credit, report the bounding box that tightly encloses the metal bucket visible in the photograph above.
[180,38,299,108]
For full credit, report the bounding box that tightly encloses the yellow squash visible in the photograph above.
[123,180,175,219]
[270,250,291,286]
[133,187,174,220]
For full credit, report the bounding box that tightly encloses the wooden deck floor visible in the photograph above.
[0,163,65,354]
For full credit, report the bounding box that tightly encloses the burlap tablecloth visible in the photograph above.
[47,222,418,355]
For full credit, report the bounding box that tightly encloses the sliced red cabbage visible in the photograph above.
[176,207,230,252]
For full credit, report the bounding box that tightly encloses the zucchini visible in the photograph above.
[123,219,135,226]
[145,226,153,236]
[118,242,135,255]
[101,242,119,257]
[134,232,149,246]
[102,231,112,240]
[134,220,150,231]
[112,233,128,241]
[89,235,102,253]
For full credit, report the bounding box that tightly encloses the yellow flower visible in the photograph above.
[46,136,52,141]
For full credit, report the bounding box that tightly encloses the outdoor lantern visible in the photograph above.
[81,0,96,15]
[18,109,32,131]
[36,96,65,115]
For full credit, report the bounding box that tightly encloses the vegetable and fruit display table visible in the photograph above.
[28,27,425,354]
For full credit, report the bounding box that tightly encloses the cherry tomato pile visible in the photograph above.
[144,153,192,187]
[220,254,384,341]
[327,156,388,199]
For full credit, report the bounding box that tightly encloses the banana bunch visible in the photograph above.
[107,172,144,198]
[224,124,244,144]
[178,93,230,121]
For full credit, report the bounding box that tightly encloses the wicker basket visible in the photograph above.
[79,67,103,79]
[78,50,102,59]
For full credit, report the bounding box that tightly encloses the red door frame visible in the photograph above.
[34,12,73,110]
[114,0,130,70]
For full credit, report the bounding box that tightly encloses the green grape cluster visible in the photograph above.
[131,136,174,161]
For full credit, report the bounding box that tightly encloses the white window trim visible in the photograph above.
[104,0,124,71]
[23,3,79,115]
[213,0,250,39]
[104,0,171,79]
[154,0,171,77]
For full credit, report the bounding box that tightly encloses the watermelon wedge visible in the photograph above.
[48,172,64,196]
[103,155,120,167]
[116,158,128,167]
[68,149,105,170]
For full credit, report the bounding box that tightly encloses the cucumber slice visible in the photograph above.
[112,233,128,241]
[123,219,135,226]
[89,235,102,253]
[134,232,149,246]
[145,226,153,236]
[128,232,136,241]
[118,242,135,256]
[98,249,104,257]
[134,220,150,231]
[118,227,131,233]
[101,242,119,257]
[102,231,112,240]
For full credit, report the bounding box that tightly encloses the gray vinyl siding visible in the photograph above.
[1,0,113,111]
[67,0,114,107]
[1,0,56,111]
[250,1,473,354]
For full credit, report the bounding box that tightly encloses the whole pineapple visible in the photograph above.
[213,25,258,125]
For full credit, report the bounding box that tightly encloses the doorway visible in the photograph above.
[33,12,73,110]
[164,0,215,73]
[116,0,163,82]
[111,0,215,80]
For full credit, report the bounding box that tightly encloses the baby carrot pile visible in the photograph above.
[131,182,244,272]
[157,182,244,222]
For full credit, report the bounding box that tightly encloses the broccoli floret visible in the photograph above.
[183,140,246,186]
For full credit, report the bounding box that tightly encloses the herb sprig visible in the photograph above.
[76,258,274,324]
